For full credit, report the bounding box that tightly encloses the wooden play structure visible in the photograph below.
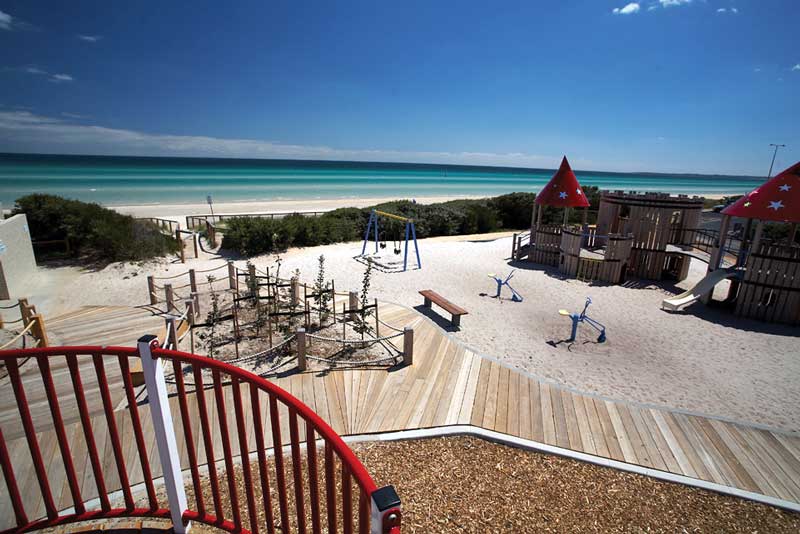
[595,191,705,281]
[698,162,800,324]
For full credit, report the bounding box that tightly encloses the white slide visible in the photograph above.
[662,267,739,311]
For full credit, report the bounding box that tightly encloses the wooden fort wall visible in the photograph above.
[735,242,800,325]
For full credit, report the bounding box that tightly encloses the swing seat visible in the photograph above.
[558,309,571,316]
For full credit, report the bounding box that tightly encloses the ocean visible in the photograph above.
[0,153,763,208]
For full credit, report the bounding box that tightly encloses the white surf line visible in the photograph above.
[382,299,800,438]
[343,425,800,513]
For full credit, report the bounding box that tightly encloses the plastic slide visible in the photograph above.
[661,267,739,311]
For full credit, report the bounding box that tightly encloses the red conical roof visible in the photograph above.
[721,161,800,223]
[535,156,591,208]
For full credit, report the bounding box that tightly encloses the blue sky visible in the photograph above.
[0,0,797,175]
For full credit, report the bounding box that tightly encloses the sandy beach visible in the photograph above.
[18,226,800,434]
[106,192,728,221]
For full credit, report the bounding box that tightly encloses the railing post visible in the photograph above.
[137,335,189,534]
[167,316,178,350]
[148,276,158,305]
[512,232,517,259]
[296,328,307,371]
[403,327,414,366]
[191,291,201,316]
[290,277,299,307]
[176,228,185,263]
[30,314,49,347]
[189,269,197,294]
[348,291,359,322]
[370,485,402,534]
[165,283,175,312]
[228,261,237,291]
[192,233,199,258]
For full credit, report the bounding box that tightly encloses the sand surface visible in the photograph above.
[16,228,799,434]
[111,195,483,220]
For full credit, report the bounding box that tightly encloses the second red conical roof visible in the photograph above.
[721,161,800,223]
[535,156,591,208]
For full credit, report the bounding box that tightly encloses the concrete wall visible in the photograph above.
[0,214,37,300]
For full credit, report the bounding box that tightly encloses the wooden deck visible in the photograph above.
[2,303,800,526]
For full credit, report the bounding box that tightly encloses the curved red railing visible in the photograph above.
[0,344,401,534]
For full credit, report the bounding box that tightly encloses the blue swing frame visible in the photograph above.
[360,209,421,271]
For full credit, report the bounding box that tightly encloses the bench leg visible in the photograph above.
[423,297,431,308]
[451,314,461,327]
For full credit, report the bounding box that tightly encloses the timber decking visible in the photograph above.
[0,306,163,439]
[1,303,799,526]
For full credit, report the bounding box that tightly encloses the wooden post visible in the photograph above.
[290,277,299,307]
[18,298,31,326]
[185,300,195,355]
[228,261,237,291]
[374,298,379,337]
[563,208,570,226]
[148,276,158,305]
[403,327,414,366]
[167,316,178,350]
[176,229,185,263]
[189,269,197,294]
[348,291,358,322]
[296,328,307,372]
[137,336,190,534]
[0,313,3,329]
[165,284,175,312]
[789,223,798,246]
[331,280,337,324]
[304,301,310,330]
[191,291,201,316]
[31,314,49,347]
[751,220,764,255]
[192,233,199,258]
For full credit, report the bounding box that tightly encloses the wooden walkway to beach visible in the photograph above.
[2,303,800,526]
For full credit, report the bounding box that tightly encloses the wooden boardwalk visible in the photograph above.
[2,303,800,526]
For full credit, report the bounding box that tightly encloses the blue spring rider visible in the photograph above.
[558,297,607,343]
[488,271,523,302]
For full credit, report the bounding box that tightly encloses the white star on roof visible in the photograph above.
[779,184,791,192]
[768,200,784,211]
[559,192,567,199]
[576,188,582,195]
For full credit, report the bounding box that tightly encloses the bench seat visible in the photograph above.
[419,289,468,327]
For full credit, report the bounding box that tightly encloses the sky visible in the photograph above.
[0,0,798,176]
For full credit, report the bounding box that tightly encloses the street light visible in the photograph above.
[768,143,786,178]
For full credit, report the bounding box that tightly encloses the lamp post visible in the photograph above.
[767,143,786,178]
[206,195,215,220]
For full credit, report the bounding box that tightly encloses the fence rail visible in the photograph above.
[0,343,402,534]
[186,211,327,230]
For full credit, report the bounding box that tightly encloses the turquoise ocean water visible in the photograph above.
[0,153,764,208]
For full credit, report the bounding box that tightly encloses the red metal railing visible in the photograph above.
[0,342,401,534]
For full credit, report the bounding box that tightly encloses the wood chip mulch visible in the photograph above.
[353,436,800,533]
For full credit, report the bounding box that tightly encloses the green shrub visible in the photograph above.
[12,194,179,262]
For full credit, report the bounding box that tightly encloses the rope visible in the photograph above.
[0,302,20,310]
[1,317,24,325]
[171,282,193,290]
[305,354,398,366]
[225,334,296,364]
[305,331,403,344]
[376,317,404,333]
[194,263,228,274]
[153,272,187,281]
[0,320,37,350]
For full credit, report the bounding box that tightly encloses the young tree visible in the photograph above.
[314,254,332,321]
[205,275,221,359]
[354,258,374,339]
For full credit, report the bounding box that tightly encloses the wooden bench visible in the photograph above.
[419,289,469,327]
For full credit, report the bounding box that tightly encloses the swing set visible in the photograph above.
[360,209,422,271]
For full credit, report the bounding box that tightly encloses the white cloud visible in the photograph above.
[717,8,727,12]
[77,34,101,42]
[659,0,692,6]
[0,111,564,168]
[792,64,800,71]
[61,112,88,119]
[0,9,12,30]
[613,3,641,15]
[50,74,74,83]
[754,67,761,72]
[11,66,75,83]
[717,7,739,14]
[731,7,738,13]
[25,66,47,75]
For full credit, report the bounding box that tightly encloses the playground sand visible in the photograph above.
[24,233,800,433]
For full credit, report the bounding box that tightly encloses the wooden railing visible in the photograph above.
[0,343,402,534]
